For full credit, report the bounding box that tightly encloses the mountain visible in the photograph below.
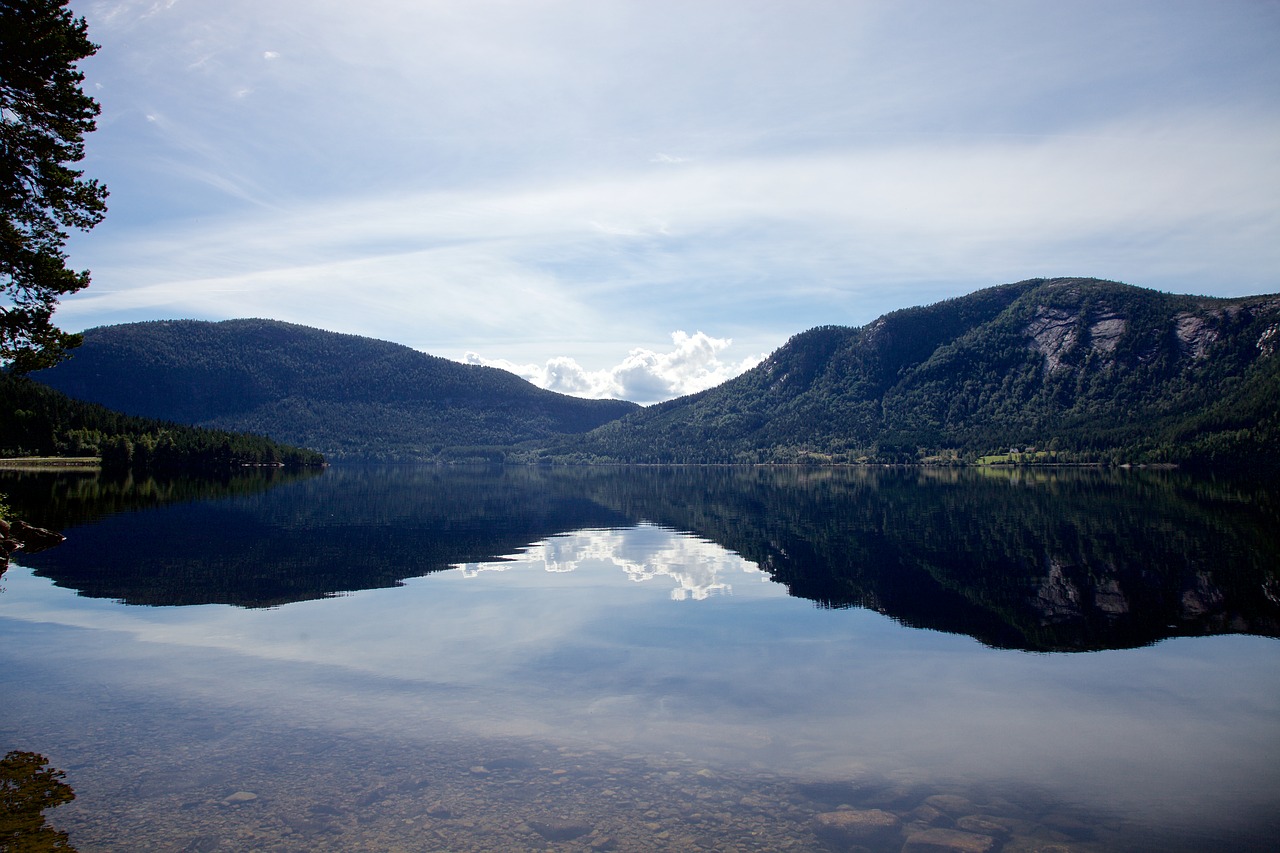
[30,279,1280,470]
[543,278,1280,471]
[31,319,638,461]
[0,372,323,469]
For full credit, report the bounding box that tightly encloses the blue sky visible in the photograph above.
[58,0,1280,403]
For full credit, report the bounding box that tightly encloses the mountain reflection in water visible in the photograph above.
[9,465,1278,652]
[2,465,1278,852]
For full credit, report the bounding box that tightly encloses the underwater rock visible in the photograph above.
[812,807,900,841]
[527,817,592,841]
[10,520,65,553]
[955,814,1012,838]
[923,794,975,815]
[902,827,996,853]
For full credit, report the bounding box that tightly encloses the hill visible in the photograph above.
[543,278,1280,471]
[31,319,639,461]
[0,372,323,470]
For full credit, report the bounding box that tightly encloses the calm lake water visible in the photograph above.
[1,465,1277,852]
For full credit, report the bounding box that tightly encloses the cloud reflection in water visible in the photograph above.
[456,523,767,601]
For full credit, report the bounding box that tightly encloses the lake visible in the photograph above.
[1,465,1277,852]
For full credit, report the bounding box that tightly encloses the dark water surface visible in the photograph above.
[1,465,1277,851]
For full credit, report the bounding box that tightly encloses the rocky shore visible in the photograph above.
[0,517,65,572]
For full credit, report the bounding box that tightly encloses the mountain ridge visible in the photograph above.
[32,318,639,460]
[30,278,1280,470]
[544,278,1280,470]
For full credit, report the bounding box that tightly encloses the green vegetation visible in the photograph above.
[24,280,1280,472]
[0,372,324,470]
[538,279,1280,474]
[1,0,109,373]
[32,318,638,461]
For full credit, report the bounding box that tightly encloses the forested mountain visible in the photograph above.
[0,373,323,470]
[27,279,1280,470]
[32,319,639,461]
[542,278,1280,471]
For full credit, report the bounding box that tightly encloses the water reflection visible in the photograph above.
[9,465,1277,651]
[0,751,78,852]
[457,524,767,601]
[1,466,1278,851]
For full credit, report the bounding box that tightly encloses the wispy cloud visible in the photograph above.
[60,0,1280,402]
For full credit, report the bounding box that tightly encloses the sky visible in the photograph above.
[55,0,1280,404]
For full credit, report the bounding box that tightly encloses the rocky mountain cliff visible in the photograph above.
[546,278,1280,470]
[29,279,1279,470]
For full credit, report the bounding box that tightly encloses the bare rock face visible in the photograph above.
[1175,312,1221,359]
[1025,306,1131,375]
[1258,322,1279,357]
[1087,313,1126,354]
[1025,308,1078,374]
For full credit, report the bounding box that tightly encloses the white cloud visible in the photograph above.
[56,0,1280,382]
[465,331,764,404]
[56,109,1280,394]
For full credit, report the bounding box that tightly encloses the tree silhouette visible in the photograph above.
[1,0,108,372]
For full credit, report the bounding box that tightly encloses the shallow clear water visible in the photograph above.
[2,465,1277,851]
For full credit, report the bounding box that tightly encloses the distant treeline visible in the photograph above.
[0,373,324,470]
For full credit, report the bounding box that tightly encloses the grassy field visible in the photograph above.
[975,451,1055,465]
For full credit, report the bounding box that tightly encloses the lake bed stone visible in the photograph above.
[923,793,975,815]
[909,803,950,826]
[1000,839,1088,853]
[902,827,996,853]
[956,814,1013,838]
[527,817,593,841]
[812,807,901,841]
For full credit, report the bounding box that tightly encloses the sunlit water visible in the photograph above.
[1,466,1277,851]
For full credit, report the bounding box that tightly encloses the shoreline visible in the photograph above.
[0,457,101,471]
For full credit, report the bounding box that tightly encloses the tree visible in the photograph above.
[1,0,107,373]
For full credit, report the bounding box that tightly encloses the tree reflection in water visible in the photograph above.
[0,751,78,852]
[6,465,1279,651]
